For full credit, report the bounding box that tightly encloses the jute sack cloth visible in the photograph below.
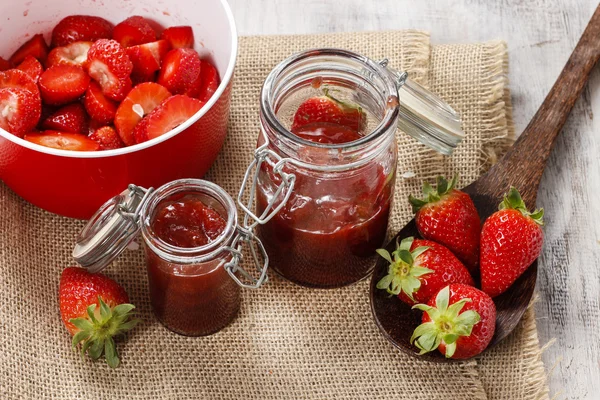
[0,31,549,399]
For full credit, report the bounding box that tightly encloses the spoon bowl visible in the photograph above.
[369,4,600,362]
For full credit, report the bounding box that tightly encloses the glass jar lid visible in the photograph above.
[73,185,153,273]
[392,69,464,155]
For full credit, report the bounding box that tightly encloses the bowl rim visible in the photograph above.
[0,0,238,159]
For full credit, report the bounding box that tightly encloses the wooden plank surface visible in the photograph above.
[227,0,600,398]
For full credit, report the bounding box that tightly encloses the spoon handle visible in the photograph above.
[476,4,600,207]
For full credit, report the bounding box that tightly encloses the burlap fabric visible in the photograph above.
[0,31,549,399]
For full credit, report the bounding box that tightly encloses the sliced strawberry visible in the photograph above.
[0,69,40,100]
[187,59,220,102]
[131,71,156,86]
[114,82,171,146]
[112,16,156,47]
[132,116,150,144]
[134,95,203,143]
[9,34,49,65]
[46,41,93,68]
[39,65,90,105]
[157,48,201,95]
[83,81,118,124]
[160,26,194,49]
[87,39,133,101]
[0,57,12,71]
[24,130,100,151]
[16,56,43,83]
[126,40,170,79]
[89,126,124,150]
[0,87,41,137]
[51,15,113,47]
[41,103,88,134]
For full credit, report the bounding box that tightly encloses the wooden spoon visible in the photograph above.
[370,4,600,362]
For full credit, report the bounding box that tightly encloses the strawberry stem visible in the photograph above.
[409,175,459,213]
[498,187,544,225]
[410,286,481,358]
[70,296,139,368]
[376,237,433,301]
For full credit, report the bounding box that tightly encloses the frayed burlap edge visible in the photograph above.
[479,40,515,170]
[401,30,430,86]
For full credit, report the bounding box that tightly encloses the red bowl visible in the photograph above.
[0,0,238,219]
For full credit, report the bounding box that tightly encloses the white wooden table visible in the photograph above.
[228,0,600,398]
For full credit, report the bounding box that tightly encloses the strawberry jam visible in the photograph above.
[146,193,239,336]
[256,120,395,287]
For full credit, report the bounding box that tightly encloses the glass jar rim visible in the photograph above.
[260,48,400,151]
[140,179,238,265]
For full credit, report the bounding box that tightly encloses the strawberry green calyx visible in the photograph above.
[410,286,480,358]
[409,175,459,213]
[375,237,433,301]
[322,87,363,113]
[499,186,544,225]
[70,297,139,368]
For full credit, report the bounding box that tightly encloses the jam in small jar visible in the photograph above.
[140,180,240,336]
[240,49,464,288]
[73,179,268,337]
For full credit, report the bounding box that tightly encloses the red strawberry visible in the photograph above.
[16,56,43,83]
[0,69,41,100]
[291,92,367,132]
[89,126,124,150]
[376,237,474,305]
[86,39,133,102]
[157,48,201,95]
[411,284,496,359]
[409,175,481,272]
[160,26,194,49]
[134,95,203,143]
[0,57,11,71]
[187,59,220,101]
[46,41,93,68]
[83,81,118,124]
[480,187,544,297]
[39,65,90,105]
[9,34,49,65]
[126,40,170,80]
[24,131,100,151]
[41,103,88,134]
[112,16,156,47]
[59,267,138,367]
[0,88,41,137]
[51,15,113,47]
[114,82,171,146]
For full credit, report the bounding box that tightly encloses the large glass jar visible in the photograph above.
[242,49,463,288]
[73,179,268,337]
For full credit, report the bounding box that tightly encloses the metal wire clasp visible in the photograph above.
[223,226,269,289]
[224,128,296,289]
[116,184,154,222]
[237,131,296,231]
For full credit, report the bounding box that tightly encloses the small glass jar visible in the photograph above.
[73,179,268,337]
[238,49,464,288]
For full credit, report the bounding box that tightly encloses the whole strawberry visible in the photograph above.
[59,267,138,368]
[376,237,474,305]
[291,90,366,132]
[409,175,481,272]
[411,284,496,359]
[480,187,544,297]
